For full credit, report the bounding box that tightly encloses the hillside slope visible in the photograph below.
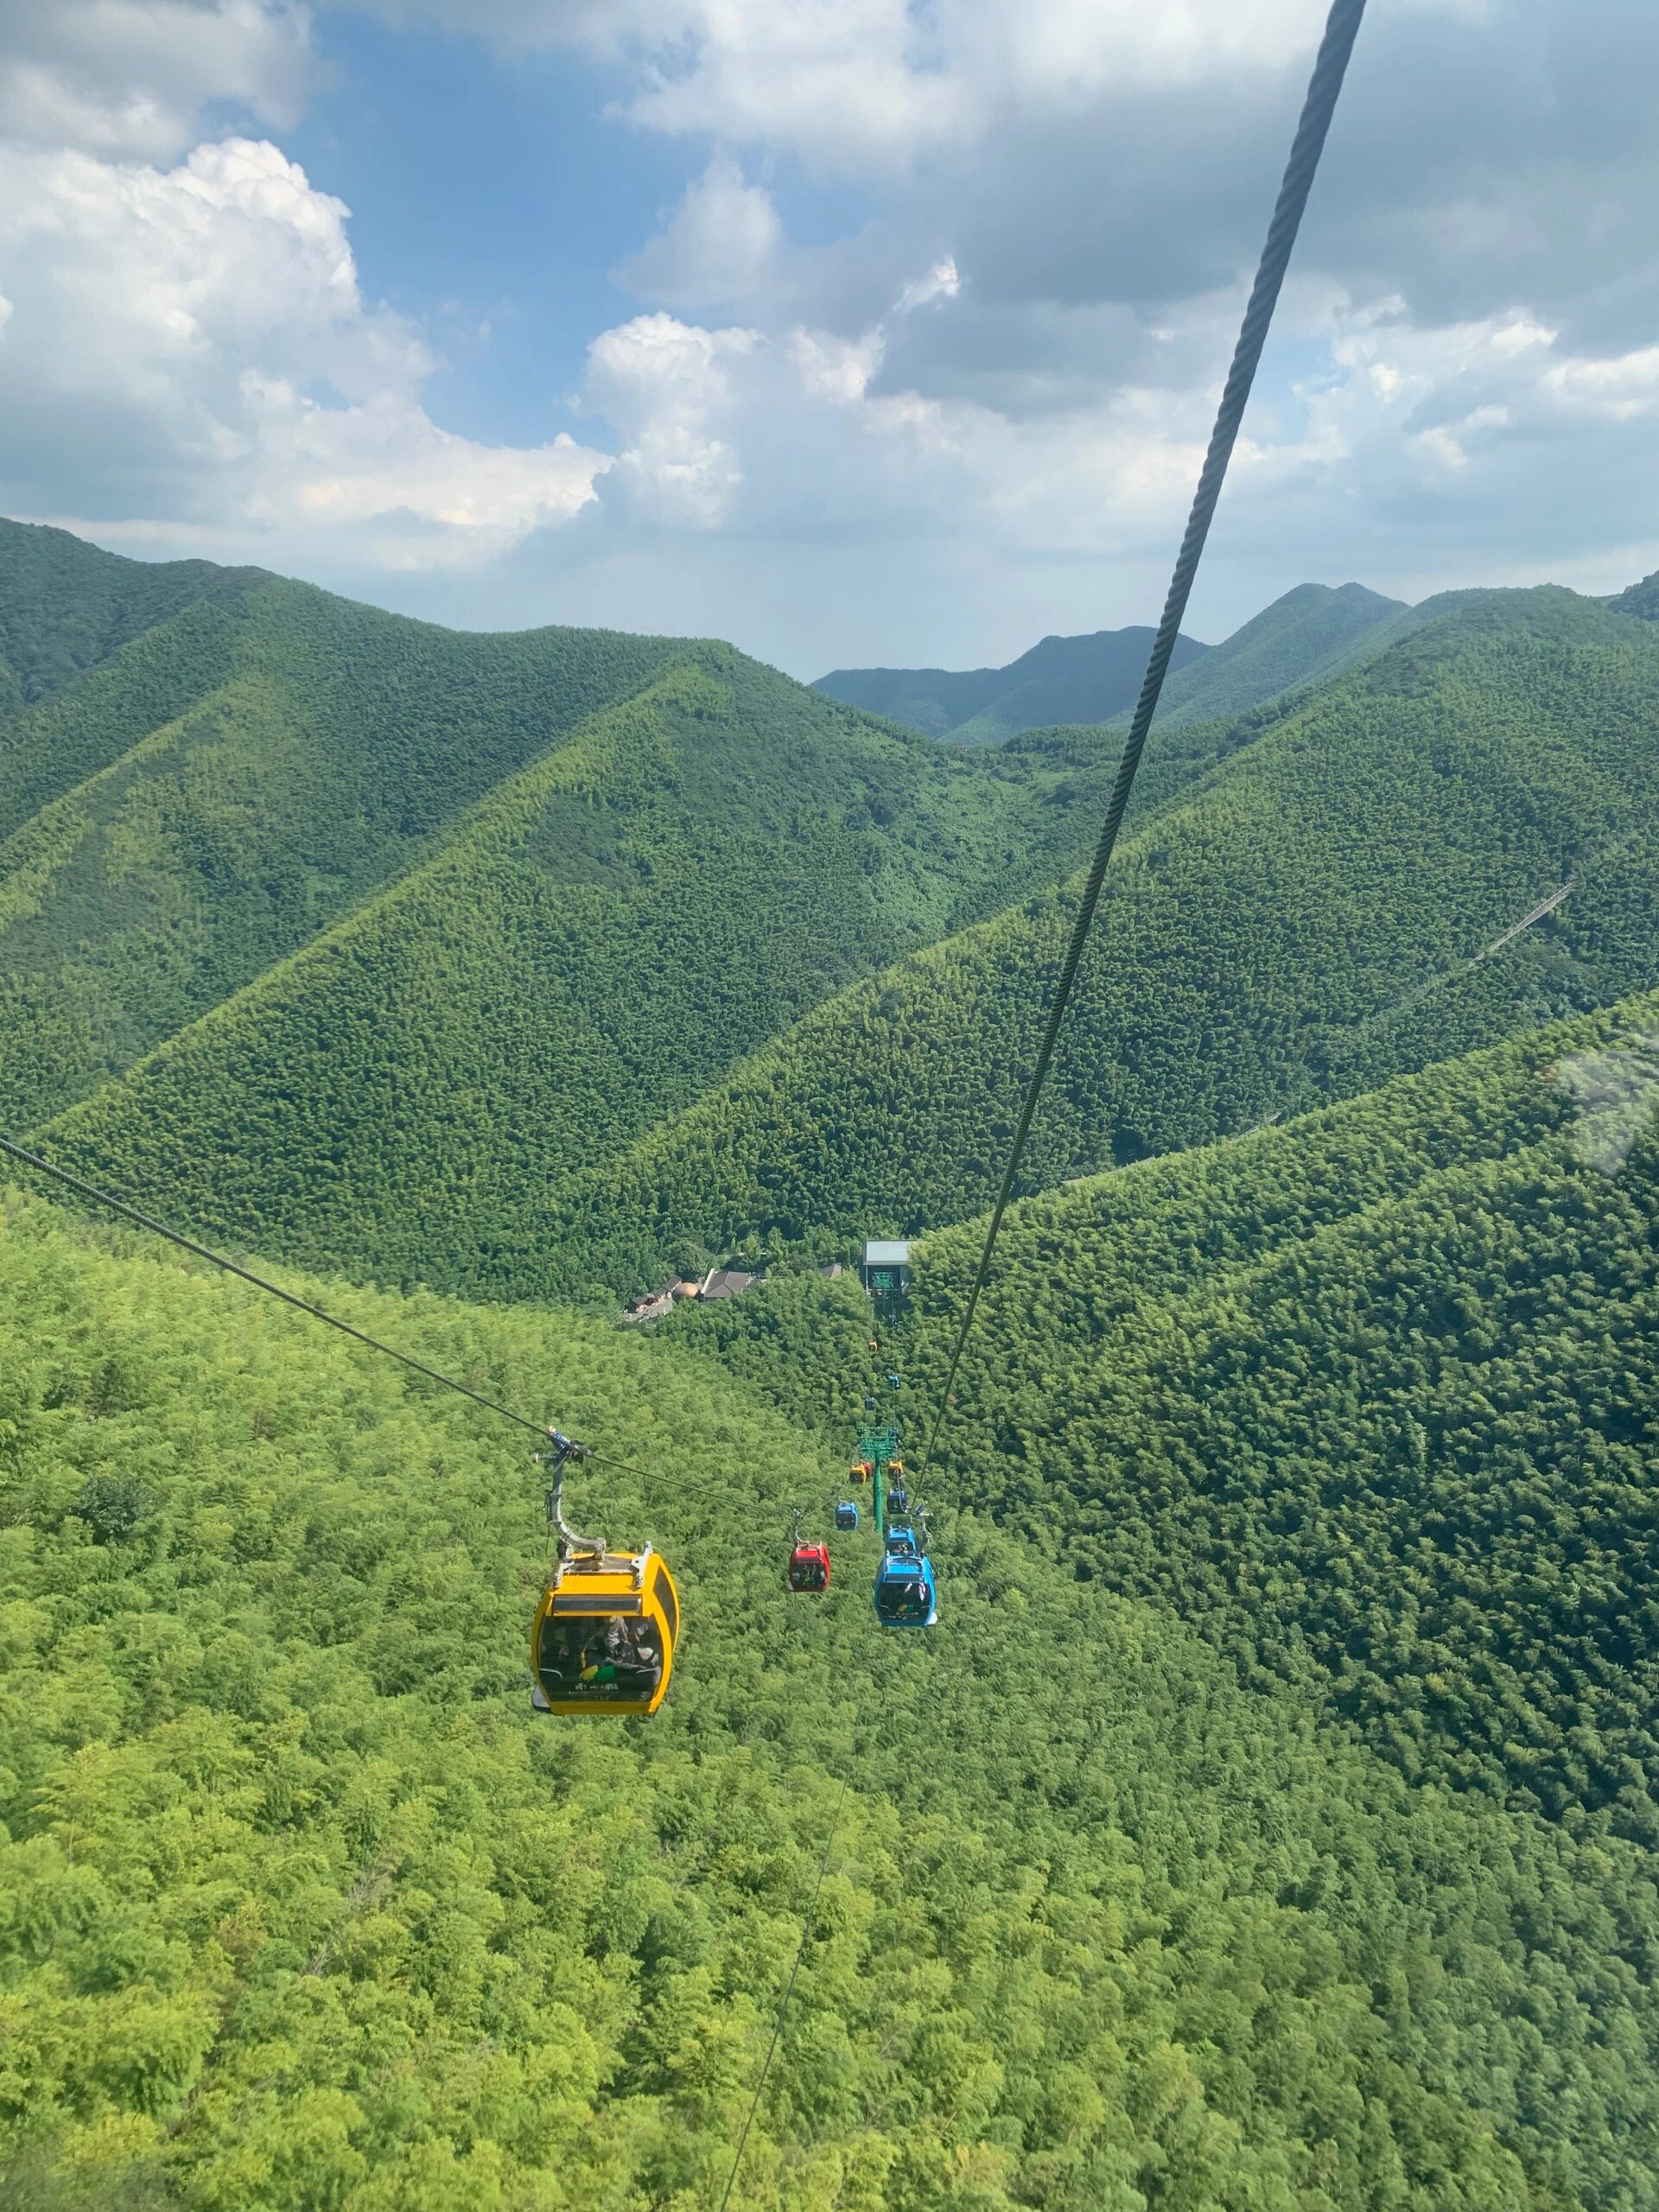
[5,1187,1659,2206]
[547,587,1659,1294]
[1608,567,1659,620]
[4,525,1176,1154]
[48,585,1656,1307]
[813,623,1207,743]
[677,987,1659,1852]
[0,569,690,1128]
[0,517,270,724]
[1129,580,1408,732]
[816,583,1408,750]
[30,646,1127,1297]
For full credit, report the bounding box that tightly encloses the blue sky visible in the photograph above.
[2,0,1657,677]
[285,14,880,448]
[288,16,681,444]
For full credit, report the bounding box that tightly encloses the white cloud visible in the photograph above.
[897,258,961,315]
[0,139,373,393]
[555,243,1659,670]
[368,0,1346,168]
[0,135,611,566]
[1314,302,1659,467]
[4,0,1659,671]
[786,328,885,407]
[574,264,1225,562]
[242,374,608,563]
[0,0,312,161]
[1544,344,1659,422]
[621,156,784,309]
[583,314,761,527]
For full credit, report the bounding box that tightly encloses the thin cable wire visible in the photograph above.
[1262,811,1654,1130]
[717,1761,855,2212]
[915,0,1369,1484]
[0,1129,654,1477]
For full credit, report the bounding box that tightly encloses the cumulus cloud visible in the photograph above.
[241,375,607,564]
[553,236,1659,671]
[358,1,1659,608]
[368,0,1338,168]
[5,0,1659,667]
[582,315,761,527]
[0,0,313,160]
[0,133,610,566]
[620,157,784,311]
[572,254,1220,564]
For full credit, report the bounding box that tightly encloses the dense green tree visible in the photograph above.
[0,518,269,728]
[676,988,1659,1853]
[4,1189,1659,2206]
[31,586,1659,1309]
[559,588,1659,1298]
[1107,580,1409,735]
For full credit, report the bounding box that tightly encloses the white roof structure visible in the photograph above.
[863,1240,910,1268]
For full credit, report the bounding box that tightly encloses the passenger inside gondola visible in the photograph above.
[788,1546,830,1592]
[537,1611,663,1700]
[875,1572,930,1624]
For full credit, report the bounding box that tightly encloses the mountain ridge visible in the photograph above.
[1122,578,1409,732]
[541,584,1659,1297]
[38,582,1659,1306]
[0,515,273,725]
[813,621,1209,742]
[813,579,1409,747]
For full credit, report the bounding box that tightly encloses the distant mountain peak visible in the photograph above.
[812,624,1209,745]
[1110,578,1410,734]
[816,581,1412,749]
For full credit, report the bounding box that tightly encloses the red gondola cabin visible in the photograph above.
[787,1541,831,1593]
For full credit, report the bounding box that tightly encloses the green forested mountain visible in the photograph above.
[540,586,1659,1295]
[0,518,270,725]
[671,987,1659,1846]
[9,521,1659,2209]
[813,581,1408,751]
[0,526,1143,1161]
[0,556,690,1128]
[39,582,1659,1304]
[812,623,1208,744]
[1128,580,1408,732]
[14,626,1142,1294]
[6,1185,1659,2209]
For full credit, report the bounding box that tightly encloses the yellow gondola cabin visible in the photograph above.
[531,1545,679,1717]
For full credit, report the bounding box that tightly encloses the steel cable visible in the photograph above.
[916,0,1369,1484]
[0,1130,656,1479]
[716,1763,854,2212]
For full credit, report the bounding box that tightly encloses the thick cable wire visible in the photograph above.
[915,0,1368,1484]
[717,1761,855,2212]
[0,1130,655,1478]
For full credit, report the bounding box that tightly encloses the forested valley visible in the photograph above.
[4,523,1659,2207]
